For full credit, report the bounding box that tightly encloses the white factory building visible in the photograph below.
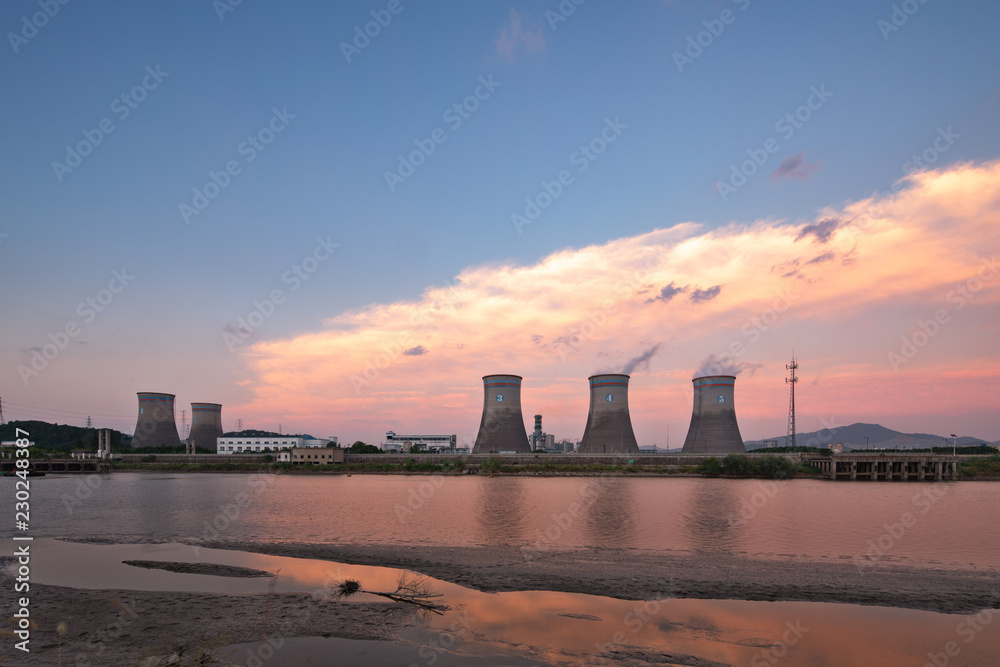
[216,436,338,454]
[381,431,461,453]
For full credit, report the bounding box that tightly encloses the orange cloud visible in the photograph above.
[240,161,1000,444]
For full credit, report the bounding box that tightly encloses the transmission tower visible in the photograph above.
[0,397,5,425]
[181,409,188,438]
[236,418,244,432]
[785,353,799,449]
[86,415,92,428]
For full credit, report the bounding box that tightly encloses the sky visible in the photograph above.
[1,0,998,446]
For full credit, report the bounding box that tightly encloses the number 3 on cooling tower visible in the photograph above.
[496,394,504,402]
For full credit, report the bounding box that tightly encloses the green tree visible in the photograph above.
[697,457,722,476]
[720,453,754,476]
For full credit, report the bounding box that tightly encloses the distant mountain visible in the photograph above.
[745,422,991,451]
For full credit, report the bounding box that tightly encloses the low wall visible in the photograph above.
[344,452,806,466]
[115,454,271,464]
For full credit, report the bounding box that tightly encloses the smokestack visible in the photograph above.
[132,392,181,449]
[578,374,639,454]
[681,375,746,453]
[189,403,223,452]
[472,375,531,453]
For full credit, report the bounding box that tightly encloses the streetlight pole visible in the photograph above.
[951,433,957,458]
[865,436,869,451]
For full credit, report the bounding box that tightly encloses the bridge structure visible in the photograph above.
[805,453,959,481]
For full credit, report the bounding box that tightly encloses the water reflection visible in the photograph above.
[681,479,743,554]
[582,476,636,548]
[476,476,528,546]
[14,539,1000,667]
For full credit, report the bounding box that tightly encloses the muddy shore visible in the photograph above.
[192,539,999,615]
[3,540,998,665]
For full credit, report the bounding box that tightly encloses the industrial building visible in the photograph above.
[132,392,182,448]
[578,374,640,453]
[381,431,458,452]
[681,375,747,453]
[188,403,224,451]
[530,415,556,451]
[216,436,337,454]
[472,374,531,453]
[277,447,344,464]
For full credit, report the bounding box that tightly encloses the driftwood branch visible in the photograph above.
[334,574,450,615]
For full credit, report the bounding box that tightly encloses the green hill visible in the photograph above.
[0,420,129,452]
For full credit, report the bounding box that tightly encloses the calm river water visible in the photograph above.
[6,473,1000,666]
[24,473,1000,567]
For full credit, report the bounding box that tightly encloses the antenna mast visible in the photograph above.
[785,352,799,449]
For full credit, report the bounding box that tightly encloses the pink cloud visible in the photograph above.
[496,8,545,62]
[236,161,1000,445]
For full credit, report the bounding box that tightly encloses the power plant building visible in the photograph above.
[578,374,640,454]
[681,375,746,453]
[381,432,458,453]
[472,374,531,453]
[132,392,182,449]
[188,402,224,451]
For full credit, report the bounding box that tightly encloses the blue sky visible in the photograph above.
[2,1,999,442]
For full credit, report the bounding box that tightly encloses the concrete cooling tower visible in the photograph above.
[188,402,223,451]
[472,374,531,453]
[681,375,746,453]
[578,374,640,454]
[132,392,182,448]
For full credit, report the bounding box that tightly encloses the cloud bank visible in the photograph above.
[241,161,1000,444]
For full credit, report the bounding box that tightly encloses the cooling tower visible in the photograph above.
[578,374,640,454]
[132,392,182,448]
[472,375,531,453]
[681,375,746,453]
[189,403,223,451]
